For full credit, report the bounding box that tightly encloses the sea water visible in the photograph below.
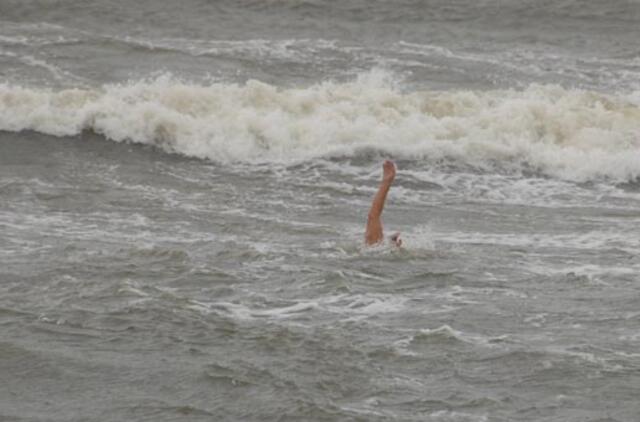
[1,1,640,421]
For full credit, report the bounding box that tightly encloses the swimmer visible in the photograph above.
[365,160,402,247]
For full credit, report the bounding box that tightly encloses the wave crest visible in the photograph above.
[1,72,639,181]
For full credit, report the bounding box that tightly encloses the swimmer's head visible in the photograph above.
[390,232,402,247]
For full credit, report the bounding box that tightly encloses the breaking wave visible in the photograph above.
[1,70,639,182]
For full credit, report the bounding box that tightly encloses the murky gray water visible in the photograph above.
[2,1,640,421]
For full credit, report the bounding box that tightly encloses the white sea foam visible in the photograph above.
[197,292,410,323]
[1,71,639,182]
[392,325,508,359]
[114,35,342,63]
[404,170,640,208]
[427,411,488,422]
[0,21,83,46]
[436,230,640,252]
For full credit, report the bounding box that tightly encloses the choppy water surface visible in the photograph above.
[2,1,640,421]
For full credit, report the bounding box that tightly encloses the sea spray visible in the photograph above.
[1,72,639,181]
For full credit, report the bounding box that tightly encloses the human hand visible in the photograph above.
[382,160,396,183]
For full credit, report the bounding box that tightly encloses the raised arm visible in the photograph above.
[365,160,396,245]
